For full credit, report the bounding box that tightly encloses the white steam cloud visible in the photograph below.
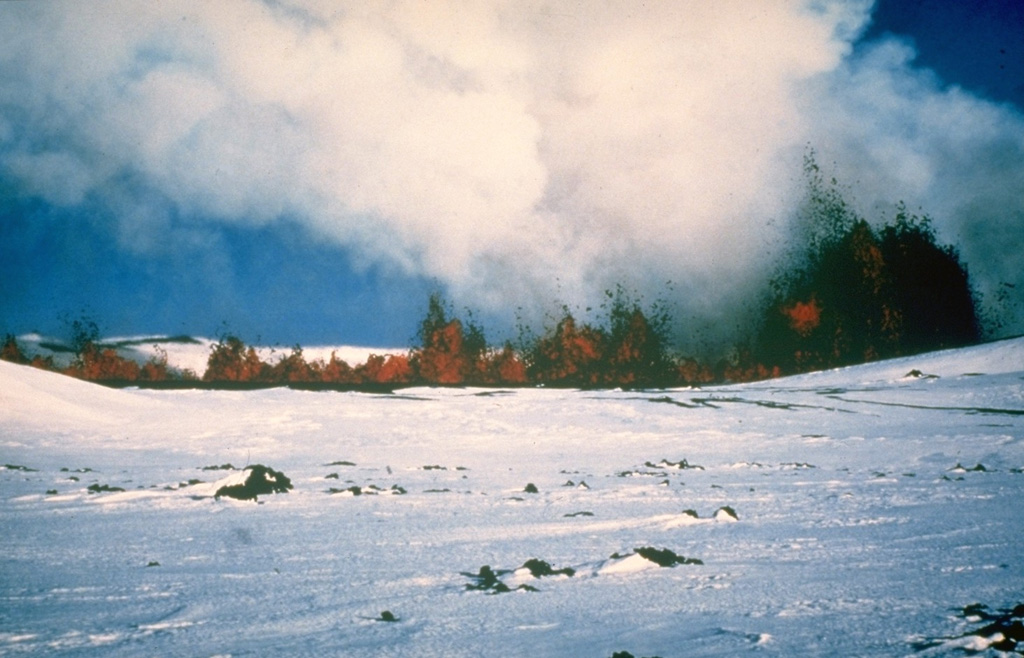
[1,0,1022,343]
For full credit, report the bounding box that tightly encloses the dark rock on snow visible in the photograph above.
[635,546,703,567]
[714,505,739,520]
[87,483,126,493]
[521,558,575,578]
[951,462,989,472]
[609,547,703,567]
[2,463,38,472]
[914,602,1024,655]
[215,464,293,501]
[462,562,569,594]
[464,565,534,593]
[645,458,703,470]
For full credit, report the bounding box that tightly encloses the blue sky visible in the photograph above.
[1,1,1022,349]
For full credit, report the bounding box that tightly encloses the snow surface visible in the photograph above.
[2,338,1024,656]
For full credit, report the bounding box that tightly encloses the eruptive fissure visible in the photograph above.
[1,157,986,388]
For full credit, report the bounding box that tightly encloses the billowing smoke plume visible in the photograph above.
[1,1,1022,347]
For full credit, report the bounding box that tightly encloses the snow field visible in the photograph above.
[1,339,1024,656]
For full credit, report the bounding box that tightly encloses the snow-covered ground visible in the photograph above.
[2,338,1023,656]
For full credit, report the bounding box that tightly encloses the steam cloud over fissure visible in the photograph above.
[1,1,1022,349]
[0,195,988,387]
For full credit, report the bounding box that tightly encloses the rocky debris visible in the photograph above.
[328,484,406,496]
[163,479,204,491]
[463,558,576,594]
[645,458,703,470]
[714,505,739,521]
[520,558,576,578]
[617,470,667,478]
[463,565,537,594]
[329,485,364,496]
[950,462,989,473]
[961,603,1024,653]
[668,507,735,522]
[214,465,292,501]
[633,547,704,567]
[87,483,125,493]
[607,547,703,567]
[201,463,237,471]
[914,602,1024,655]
